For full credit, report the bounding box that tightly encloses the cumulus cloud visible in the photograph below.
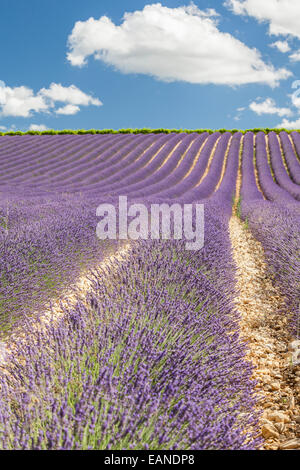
[39,83,102,107]
[0,81,102,118]
[289,50,300,62]
[249,97,292,117]
[67,3,290,87]
[56,104,80,115]
[29,124,49,131]
[276,81,300,128]
[233,106,246,121]
[270,40,290,53]
[0,81,48,117]
[290,83,300,109]
[0,125,7,130]
[225,0,300,39]
[276,117,300,129]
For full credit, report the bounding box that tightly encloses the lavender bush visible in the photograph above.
[0,194,116,335]
[0,205,261,450]
[240,133,300,336]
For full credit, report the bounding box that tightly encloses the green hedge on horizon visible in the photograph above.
[0,127,299,136]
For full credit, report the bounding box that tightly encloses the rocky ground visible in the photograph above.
[229,215,300,450]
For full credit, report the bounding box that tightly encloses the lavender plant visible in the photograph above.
[0,206,261,450]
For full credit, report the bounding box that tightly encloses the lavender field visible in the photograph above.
[0,130,299,450]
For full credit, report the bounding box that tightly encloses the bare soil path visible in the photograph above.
[0,242,132,367]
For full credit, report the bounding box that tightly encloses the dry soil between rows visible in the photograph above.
[0,242,132,368]
[229,215,300,450]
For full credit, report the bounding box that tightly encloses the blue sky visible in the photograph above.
[1,0,300,131]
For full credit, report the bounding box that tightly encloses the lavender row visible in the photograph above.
[0,135,108,182]
[12,135,114,183]
[0,135,92,175]
[0,194,116,334]
[82,134,184,196]
[0,136,94,183]
[60,134,159,189]
[27,134,133,186]
[255,132,295,203]
[0,135,73,175]
[205,132,242,213]
[279,132,300,185]
[268,132,300,200]
[78,134,172,195]
[240,132,264,203]
[240,133,300,334]
[0,205,260,450]
[0,135,45,162]
[290,131,300,168]
[149,132,220,202]
[111,133,197,198]
[180,132,232,204]
[127,133,208,200]
[52,135,147,187]
[242,202,300,336]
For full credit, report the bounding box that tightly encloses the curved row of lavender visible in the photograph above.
[268,132,300,201]
[243,203,300,336]
[0,131,299,201]
[280,132,300,185]
[0,205,261,450]
[240,132,300,336]
[0,193,118,334]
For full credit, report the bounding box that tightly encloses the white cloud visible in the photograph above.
[276,82,300,128]
[290,89,300,110]
[270,40,290,53]
[0,81,102,117]
[29,124,49,131]
[67,3,290,87]
[0,82,48,117]
[0,125,7,130]
[39,83,102,107]
[276,117,300,129]
[249,97,292,117]
[225,0,300,39]
[56,104,80,115]
[289,50,300,62]
[233,106,245,121]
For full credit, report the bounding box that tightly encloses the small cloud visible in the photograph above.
[233,106,245,121]
[39,83,102,107]
[56,104,80,115]
[276,117,300,129]
[0,80,102,117]
[249,97,292,117]
[0,125,7,131]
[270,41,290,53]
[289,50,300,62]
[0,81,48,117]
[29,124,49,131]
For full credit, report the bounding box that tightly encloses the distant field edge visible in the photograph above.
[0,128,299,136]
